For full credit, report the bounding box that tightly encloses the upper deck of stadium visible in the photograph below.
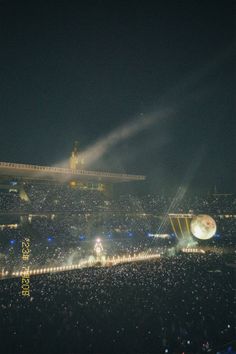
[0,161,145,183]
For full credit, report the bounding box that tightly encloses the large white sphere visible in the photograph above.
[190,214,217,240]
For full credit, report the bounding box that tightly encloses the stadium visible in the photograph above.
[0,1,235,353]
[0,144,235,354]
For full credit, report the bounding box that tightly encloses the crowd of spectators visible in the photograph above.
[0,183,235,215]
[0,253,235,354]
[0,185,235,353]
[0,185,235,270]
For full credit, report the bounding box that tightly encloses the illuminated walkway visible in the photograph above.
[1,252,161,279]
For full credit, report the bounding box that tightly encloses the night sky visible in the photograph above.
[0,0,235,194]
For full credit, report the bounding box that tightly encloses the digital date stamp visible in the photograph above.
[21,238,30,296]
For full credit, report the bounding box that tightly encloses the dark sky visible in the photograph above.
[0,0,235,194]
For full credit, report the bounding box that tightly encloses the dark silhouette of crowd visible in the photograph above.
[0,183,235,215]
[0,185,235,353]
[0,253,235,354]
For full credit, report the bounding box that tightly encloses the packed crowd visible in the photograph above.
[0,253,235,354]
[0,183,235,215]
[0,185,235,353]
[0,185,235,271]
[0,228,171,271]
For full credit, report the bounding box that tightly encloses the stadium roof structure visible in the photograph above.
[0,161,145,184]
